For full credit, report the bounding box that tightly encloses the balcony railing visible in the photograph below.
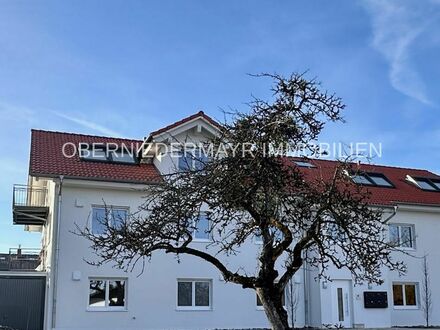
[12,185,49,225]
[13,184,48,208]
[0,247,41,271]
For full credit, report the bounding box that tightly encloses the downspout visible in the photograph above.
[303,249,309,327]
[51,175,64,329]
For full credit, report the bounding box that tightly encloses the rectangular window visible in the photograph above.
[89,278,126,310]
[389,224,415,249]
[177,279,211,309]
[80,144,136,164]
[193,213,210,241]
[392,283,418,308]
[256,291,286,308]
[178,151,208,171]
[91,206,128,235]
[351,172,394,187]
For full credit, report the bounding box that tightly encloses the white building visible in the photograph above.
[9,111,440,329]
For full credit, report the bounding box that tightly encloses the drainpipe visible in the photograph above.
[51,175,64,329]
[303,249,309,327]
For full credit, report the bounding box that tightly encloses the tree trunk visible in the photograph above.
[256,287,290,330]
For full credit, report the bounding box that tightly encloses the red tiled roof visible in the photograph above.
[30,130,161,184]
[29,126,440,206]
[288,157,440,206]
[148,111,221,138]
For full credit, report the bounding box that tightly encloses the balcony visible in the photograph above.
[0,247,41,271]
[12,185,49,226]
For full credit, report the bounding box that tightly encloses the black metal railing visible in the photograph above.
[13,185,48,208]
[0,247,41,271]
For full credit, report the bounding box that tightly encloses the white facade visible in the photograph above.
[20,116,440,329]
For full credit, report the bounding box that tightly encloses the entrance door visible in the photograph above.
[332,280,352,327]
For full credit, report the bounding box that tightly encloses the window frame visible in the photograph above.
[79,143,138,165]
[389,223,416,250]
[87,277,128,312]
[412,177,440,192]
[90,205,129,235]
[351,172,395,188]
[176,279,213,311]
[392,282,419,310]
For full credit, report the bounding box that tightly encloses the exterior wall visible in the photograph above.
[388,207,440,326]
[52,182,295,330]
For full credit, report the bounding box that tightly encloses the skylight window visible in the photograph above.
[79,144,137,164]
[352,174,374,185]
[294,161,315,168]
[351,172,394,188]
[412,177,440,191]
[368,174,393,187]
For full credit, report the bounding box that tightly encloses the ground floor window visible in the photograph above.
[88,278,127,310]
[392,282,418,308]
[256,290,286,309]
[177,279,212,310]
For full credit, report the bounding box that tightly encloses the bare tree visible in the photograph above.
[286,278,299,329]
[421,255,432,327]
[79,73,405,330]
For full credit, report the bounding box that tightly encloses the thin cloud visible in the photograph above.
[52,111,123,137]
[363,0,436,105]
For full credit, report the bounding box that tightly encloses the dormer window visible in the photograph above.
[79,143,137,164]
[410,177,440,191]
[351,172,394,187]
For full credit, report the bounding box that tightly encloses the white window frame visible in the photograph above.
[389,223,416,250]
[87,277,128,312]
[90,205,129,235]
[176,279,212,311]
[392,282,419,310]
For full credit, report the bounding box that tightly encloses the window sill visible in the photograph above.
[393,305,419,310]
[192,239,212,243]
[87,307,128,312]
[176,307,212,311]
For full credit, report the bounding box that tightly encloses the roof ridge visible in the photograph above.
[287,156,438,175]
[31,129,142,142]
[149,110,221,137]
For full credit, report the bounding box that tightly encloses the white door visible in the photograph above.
[332,280,352,327]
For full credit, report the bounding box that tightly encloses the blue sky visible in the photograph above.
[0,0,439,252]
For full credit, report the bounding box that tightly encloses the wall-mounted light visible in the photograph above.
[322,280,328,289]
[368,283,373,290]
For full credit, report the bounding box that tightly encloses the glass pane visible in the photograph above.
[194,153,208,170]
[92,208,108,235]
[432,181,440,190]
[178,153,192,171]
[389,225,399,246]
[393,284,404,306]
[177,282,192,306]
[111,150,136,163]
[194,214,210,240]
[405,285,417,306]
[108,280,125,307]
[400,226,413,248]
[416,179,437,190]
[112,209,127,229]
[89,280,106,307]
[352,174,373,185]
[195,281,210,307]
[369,175,392,187]
[337,288,344,321]
[81,148,107,161]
